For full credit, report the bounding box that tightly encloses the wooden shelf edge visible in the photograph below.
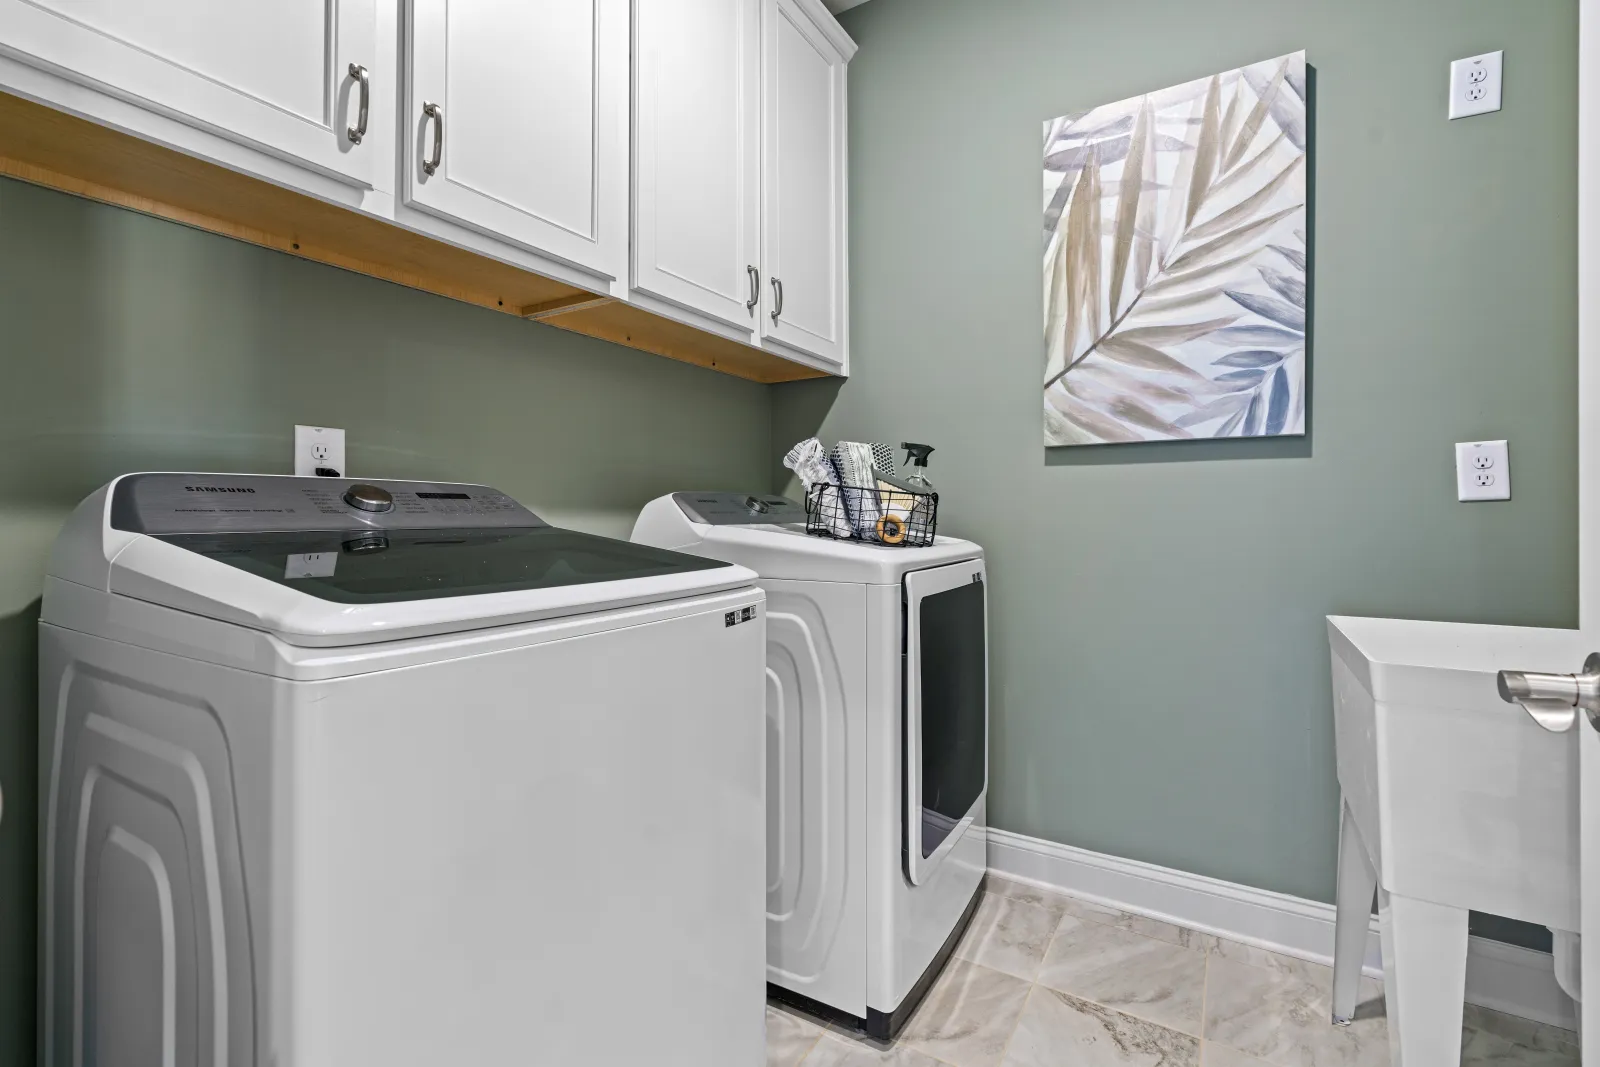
[0,90,828,386]
[522,293,616,320]
[543,300,831,384]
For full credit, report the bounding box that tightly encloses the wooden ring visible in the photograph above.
[876,514,907,544]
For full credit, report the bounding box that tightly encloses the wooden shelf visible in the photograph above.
[0,90,828,385]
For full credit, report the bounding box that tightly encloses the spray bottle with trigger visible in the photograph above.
[901,443,935,492]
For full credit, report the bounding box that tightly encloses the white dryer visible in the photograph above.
[40,473,768,1067]
[632,492,988,1039]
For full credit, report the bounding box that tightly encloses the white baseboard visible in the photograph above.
[987,827,1577,1031]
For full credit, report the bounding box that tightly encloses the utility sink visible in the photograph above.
[1326,615,1581,1063]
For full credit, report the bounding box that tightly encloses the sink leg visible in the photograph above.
[1331,799,1377,1025]
[1378,889,1468,1067]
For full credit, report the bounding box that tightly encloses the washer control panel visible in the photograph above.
[673,492,806,526]
[110,473,544,535]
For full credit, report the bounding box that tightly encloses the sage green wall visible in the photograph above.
[0,176,772,1060]
[777,0,1578,912]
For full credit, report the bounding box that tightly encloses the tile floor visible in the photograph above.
[766,875,1580,1067]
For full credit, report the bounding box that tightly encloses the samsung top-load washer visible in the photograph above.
[40,473,768,1067]
[632,492,988,1039]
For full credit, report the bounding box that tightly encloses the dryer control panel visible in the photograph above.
[110,473,544,535]
[673,492,806,526]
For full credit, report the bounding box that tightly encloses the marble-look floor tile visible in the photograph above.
[1002,986,1199,1067]
[1201,1042,1281,1067]
[985,875,1074,924]
[955,893,1062,981]
[1461,1004,1578,1053]
[900,957,1032,1067]
[1203,955,1388,1067]
[1054,896,1217,951]
[1036,916,1207,1035]
[1206,939,1337,987]
[768,1004,825,1067]
[985,877,1216,950]
[1461,1026,1580,1067]
[803,1032,951,1067]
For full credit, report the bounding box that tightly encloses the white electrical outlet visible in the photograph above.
[1456,440,1510,501]
[294,425,346,478]
[1449,50,1503,120]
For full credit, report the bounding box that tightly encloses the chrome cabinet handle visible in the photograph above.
[1497,652,1600,733]
[770,276,783,322]
[746,266,759,312]
[347,63,370,144]
[422,101,444,175]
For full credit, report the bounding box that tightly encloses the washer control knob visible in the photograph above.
[744,495,770,514]
[343,483,394,513]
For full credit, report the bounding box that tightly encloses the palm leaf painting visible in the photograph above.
[1043,50,1307,446]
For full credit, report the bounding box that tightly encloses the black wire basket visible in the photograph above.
[804,484,939,547]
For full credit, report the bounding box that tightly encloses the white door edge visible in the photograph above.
[1575,0,1599,1053]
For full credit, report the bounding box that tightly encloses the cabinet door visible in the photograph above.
[0,1,375,187]
[761,0,847,367]
[632,0,760,335]
[405,0,628,284]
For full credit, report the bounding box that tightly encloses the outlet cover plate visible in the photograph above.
[294,425,346,478]
[1456,440,1510,501]
[1449,50,1503,120]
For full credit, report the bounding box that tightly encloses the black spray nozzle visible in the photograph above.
[901,442,934,467]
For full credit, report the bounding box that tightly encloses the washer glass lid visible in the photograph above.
[157,527,727,604]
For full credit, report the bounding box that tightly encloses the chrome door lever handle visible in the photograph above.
[1497,652,1600,732]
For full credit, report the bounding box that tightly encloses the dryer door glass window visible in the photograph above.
[904,562,987,885]
[917,580,986,856]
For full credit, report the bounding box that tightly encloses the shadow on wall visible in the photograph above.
[771,377,846,491]
[0,601,40,1063]
[1045,432,1309,465]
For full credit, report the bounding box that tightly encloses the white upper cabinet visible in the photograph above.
[760,0,851,369]
[0,0,376,188]
[0,0,854,379]
[404,0,628,285]
[632,0,761,336]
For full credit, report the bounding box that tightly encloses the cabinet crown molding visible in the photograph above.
[796,0,859,59]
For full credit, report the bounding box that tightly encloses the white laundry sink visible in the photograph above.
[1326,615,1581,1063]
[1329,615,1582,927]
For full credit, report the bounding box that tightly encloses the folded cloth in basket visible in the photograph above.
[784,437,852,538]
[830,441,904,539]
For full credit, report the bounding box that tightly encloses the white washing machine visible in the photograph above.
[633,492,988,1039]
[40,473,768,1067]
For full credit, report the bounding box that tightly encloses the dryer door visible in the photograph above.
[904,560,988,886]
